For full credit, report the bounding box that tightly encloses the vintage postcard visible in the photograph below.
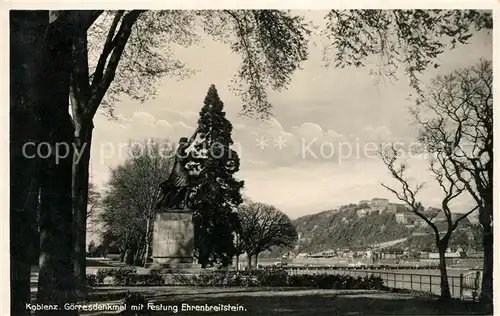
[4,1,497,315]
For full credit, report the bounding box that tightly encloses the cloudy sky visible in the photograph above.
[89,10,492,219]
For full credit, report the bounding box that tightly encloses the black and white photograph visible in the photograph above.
[7,4,495,316]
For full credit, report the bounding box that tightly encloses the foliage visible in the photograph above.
[88,268,384,290]
[87,243,108,258]
[87,240,103,257]
[91,269,165,286]
[323,9,492,94]
[93,268,165,286]
[87,274,98,287]
[132,270,165,286]
[86,10,310,118]
[98,139,174,265]
[87,182,101,220]
[95,268,135,284]
[171,270,384,289]
[88,240,96,252]
[237,202,298,261]
[187,85,244,267]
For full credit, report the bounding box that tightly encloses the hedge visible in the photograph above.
[87,268,384,290]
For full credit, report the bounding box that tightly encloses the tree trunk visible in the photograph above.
[143,219,151,267]
[119,250,126,262]
[36,11,78,315]
[479,218,493,305]
[196,229,211,268]
[71,119,93,300]
[125,244,137,265]
[246,253,252,270]
[235,254,240,271]
[254,253,259,268]
[10,11,46,316]
[135,241,145,266]
[438,242,451,300]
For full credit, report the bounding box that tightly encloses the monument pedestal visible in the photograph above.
[151,209,202,274]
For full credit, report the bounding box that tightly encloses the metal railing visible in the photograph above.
[281,266,482,301]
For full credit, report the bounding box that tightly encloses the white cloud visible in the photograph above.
[131,112,156,125]
[292,122,324,140]
[326,129,344,139]
[156,120,172,129]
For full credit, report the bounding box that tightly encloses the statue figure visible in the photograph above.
[156,128,199,210]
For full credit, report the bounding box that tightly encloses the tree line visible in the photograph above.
[10,9,492,315]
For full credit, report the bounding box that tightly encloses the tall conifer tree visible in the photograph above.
[188,84,244,267]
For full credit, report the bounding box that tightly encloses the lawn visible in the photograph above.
[78,287,490,316]
[29,259,490,315]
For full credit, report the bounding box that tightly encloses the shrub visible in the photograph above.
[87,274,97,287]
[94,268,138,286]
[144,270,165,285]
[283,274,384,290]
[171,274,194,285]
[255,269,288,287]
[324,274,382,289]
[114,270,137,285]
[287,274,317,287]
[131,273,165,286]
[95,268,114,283]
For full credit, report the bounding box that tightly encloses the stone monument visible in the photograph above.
[151,133,201,272]
[151,209,195,268]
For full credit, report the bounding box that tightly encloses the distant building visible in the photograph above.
[406,212,426,227]
[384,203,409,214]
[371,198,389,210]
[395,211,426,227]
[380,249,404,260]
[385,204,398,214]
[420,251,430,259]
[295,253,309,259]
[356,208,370,217]
[428,251,466,259]
[344,250,355,258]
[321,250,336,257]
[357,198,392,212]
[395,213,406,224]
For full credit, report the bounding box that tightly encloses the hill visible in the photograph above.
[293,204,411,253]
[292,203,481,254]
